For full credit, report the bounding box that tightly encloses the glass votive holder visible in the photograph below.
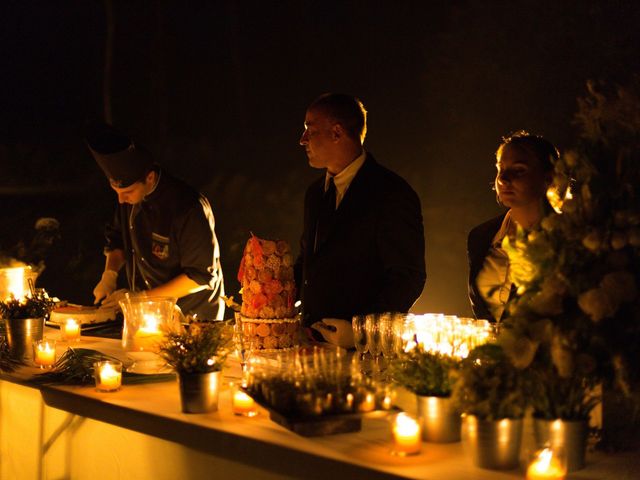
[231,383,258,417]
[60,318,81,342]
[391,412,422,456]
[33,339,57,369]
[94,360,123,392]
[526,446,567,480]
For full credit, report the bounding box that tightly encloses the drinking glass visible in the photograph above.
[352,314,368,361]
[365,313,382,368]
[379,313,396,360]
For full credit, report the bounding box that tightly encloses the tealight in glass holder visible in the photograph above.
[526,446,567,480]
[231,382,258,417]
[120,295,179,373]
[60,318,81,342]
[391,412,422,456]
[94,360,123,392]
[33,339,56,369]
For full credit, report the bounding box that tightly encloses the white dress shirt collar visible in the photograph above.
[324,149,366,207]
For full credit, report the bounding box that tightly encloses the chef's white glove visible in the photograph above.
[93,270,118,305]
[99,288,143,310]
[311,318,354,349]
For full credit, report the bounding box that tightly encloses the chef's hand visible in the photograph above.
[99,289,140,310]
[311,318,354,349]
[93,270,118,305]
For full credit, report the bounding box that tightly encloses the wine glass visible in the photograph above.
[379,313,396,360]
[233,319,248,371]
[352,314,368,361]
[365,313,382,370]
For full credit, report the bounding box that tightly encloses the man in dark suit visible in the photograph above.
[294,93,426,348]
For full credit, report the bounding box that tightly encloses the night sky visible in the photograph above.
[2,1,640,316]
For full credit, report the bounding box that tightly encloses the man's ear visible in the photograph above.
[145,170,156,185]
[331,123,343,141]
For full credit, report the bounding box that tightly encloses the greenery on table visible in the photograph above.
[529,361,600,421]
[158,320,232,374]
[0,290,55,319]
[390,348,459,397]
[0,337,21,372]
[30,348,175,386]
[453,344,527,421]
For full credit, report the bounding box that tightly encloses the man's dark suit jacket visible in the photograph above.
[295,154,426,327]
[467,213,507,323]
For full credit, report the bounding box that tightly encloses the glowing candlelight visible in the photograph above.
[232,386,258,417]
[61,318,81,342]
[358,392,375,412]
[391,413,422,456]
[526,448,566,480]
[94,361,123,392]
[133,314,162,351]
[33,340,56,368]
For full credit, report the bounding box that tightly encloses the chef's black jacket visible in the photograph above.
[104,169,224,319]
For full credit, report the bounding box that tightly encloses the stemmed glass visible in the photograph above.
[233,319,248,372]
[352,315,368,362]
[365,313,382,370]
[379,313,396,362]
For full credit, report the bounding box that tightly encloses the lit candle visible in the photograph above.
[34,340,56,368]
[133,314,162,351]
[232,388,258,417]
[61,318,81,342]
[358,392,375,412]
[391,413,422,456]
[526,448,566,480]
[95,361,123,392]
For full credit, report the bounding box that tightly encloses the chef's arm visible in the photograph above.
[104,249,126,273]
[144,274,206,299]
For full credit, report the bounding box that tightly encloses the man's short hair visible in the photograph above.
[309,93,367,144]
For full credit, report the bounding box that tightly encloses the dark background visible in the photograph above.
[1,0,639,317]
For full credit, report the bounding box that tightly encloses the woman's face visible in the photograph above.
[495,144,550,209]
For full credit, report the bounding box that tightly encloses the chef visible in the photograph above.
[86,123,225,319]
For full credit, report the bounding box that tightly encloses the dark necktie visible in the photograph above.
[314,177,336,252]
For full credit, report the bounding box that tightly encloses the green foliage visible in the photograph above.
[529,362,599,421]
[31,348,174,385]
[0,337,20,372]
[158,320,232,374]
[453,344,527,421]
[0,291,55,319]
[390,348,459,397]
[502,77,640,397]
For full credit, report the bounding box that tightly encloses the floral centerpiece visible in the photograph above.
[501,78,640,449]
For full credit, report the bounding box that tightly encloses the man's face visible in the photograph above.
[110,173,153,205]
[299,108,336,169]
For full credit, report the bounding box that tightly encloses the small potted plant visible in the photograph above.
[158,320,232,413]
[0,291,55,361]
[453,343,527,470]
[528,355,598,472]
[390,348,461,442]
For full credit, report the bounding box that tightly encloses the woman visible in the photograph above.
[467,131,559,322]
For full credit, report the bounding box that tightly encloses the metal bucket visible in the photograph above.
[462,415,523,470]
[178,371,220,413]
[416,395,461,443]
[4,317,44,361]
[533,418,588,472]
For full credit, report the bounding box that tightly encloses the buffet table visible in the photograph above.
[1,330,638,480]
